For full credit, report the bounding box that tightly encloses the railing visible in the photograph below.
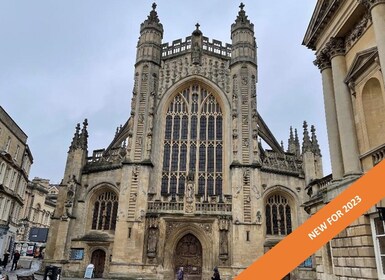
[161,36,232,59]
[306,174,333,197]
[147,201,184,213]
[360,143,385,167]
[371,145,385,166]
[202,37,232,58]
[161,37,192,58]
[195,202,232,214]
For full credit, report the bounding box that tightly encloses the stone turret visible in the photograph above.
[230,2,257,66]
[302,121,323,184]
[129,3,162,161]
[63,119,88,184]
[287,126,302,157]
[230,3,259,165]
[136,3,163,65]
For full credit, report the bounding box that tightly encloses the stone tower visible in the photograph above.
[44,3,322,279]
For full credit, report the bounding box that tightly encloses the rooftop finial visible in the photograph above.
[311,125,321,156]
[195,23,200,30]
[239,2,245,10]
[79,118,89,150]
[69,123,81,151]
[152,2,157,10]
[302,121,312,153]
[288,126,296,154]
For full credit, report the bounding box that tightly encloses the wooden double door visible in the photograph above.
[91,249,106,278]
[174,234,202,280]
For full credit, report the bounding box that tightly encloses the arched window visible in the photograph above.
[161,84,223,198]
[265,194,292,236]
[0,162,5,184]
[91,191,118,231]
[362,78,385,148]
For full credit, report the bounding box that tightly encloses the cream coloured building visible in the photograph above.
[45,3,323,279]
[303,0,385,279]
[0,106,33,259]
[16,177,56,243]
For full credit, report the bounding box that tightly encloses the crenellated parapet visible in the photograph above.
[161,36,232,60]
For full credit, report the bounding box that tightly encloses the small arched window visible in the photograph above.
[91,191,118,231]
[265,194,292,236]
[0,162,5,184]
[362,78,385,148]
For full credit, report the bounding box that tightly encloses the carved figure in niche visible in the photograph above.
[256,211,262,224]
[233,135,238,153]
[243,138,249,148]
[65,176,77,218]
[253,136,258,154]
[186,181,194,203]
[146,135,152,154]
[219,230,228,257]
[234,185,242,198]
[147,227,158,257]
[142,73,148,81]
[252,185,261,199]
[147,115,153,131]
[232,115,238,134]
[149,92,155,113]
[139,114,144,124]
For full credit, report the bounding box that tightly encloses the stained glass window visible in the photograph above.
[161,84,223,198]
[91,191,118,231]
[265,194,292,235]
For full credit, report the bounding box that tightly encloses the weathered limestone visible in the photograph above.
[328,37,361,176]
[314,51,344,180]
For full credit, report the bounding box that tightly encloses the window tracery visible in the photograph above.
[161,84,223,198]
[265,194,292,235]
[91,191,118,231]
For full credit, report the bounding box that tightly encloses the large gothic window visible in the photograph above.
[265,194,292,235]
[161,84,223,198]
[91,191,118,231]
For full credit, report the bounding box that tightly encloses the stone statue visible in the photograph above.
[219,230,228,257]
[147,228,158,257]
[186,181,194,203]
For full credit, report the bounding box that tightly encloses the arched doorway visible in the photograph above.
[174,234,202,280]
[91,249,106,278]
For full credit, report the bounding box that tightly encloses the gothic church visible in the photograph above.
[45,3,322,279]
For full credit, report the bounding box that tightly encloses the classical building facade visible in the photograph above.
[16,177,56,243]
[0,106,33,258]
[303,0,385,279]
[45,4,323,279]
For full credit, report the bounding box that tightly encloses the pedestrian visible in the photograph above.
[2,252,9,269]
[10,250,20,271]
[211,267,221,280]
[176,267,184,280]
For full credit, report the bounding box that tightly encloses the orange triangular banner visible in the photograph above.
[236,160,385,280]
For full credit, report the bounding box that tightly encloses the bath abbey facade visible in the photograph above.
[44,4,323,279]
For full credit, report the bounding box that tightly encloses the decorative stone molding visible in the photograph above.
[327,37,346,58]
[345,13,371,50]
[358,0,385,10]
[165,221,213,236]
[158,55,231,97]
[314,48,331,71]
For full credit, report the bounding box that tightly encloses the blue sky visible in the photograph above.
[0,1,328,183]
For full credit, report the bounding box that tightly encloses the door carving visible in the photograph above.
[91,249,106,278]
[174,234,202,280]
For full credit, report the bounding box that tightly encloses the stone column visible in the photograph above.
[328,37,361,175]
[314,50,344,179]
[361,0,385,83]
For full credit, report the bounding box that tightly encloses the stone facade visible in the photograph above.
[44,3,323,279]
[303,0,385,279]
[16,177,57,242]
[0,106,33,257]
